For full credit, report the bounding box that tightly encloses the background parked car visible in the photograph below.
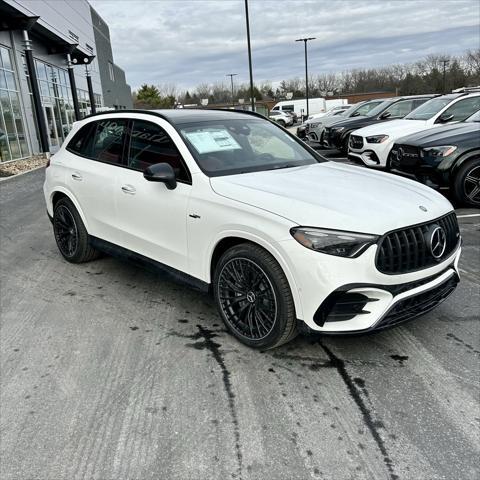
[268,110,294,127]
[324,95,436,153]
[306,105,351,121]
[349,92,480,168]
[389,109,480,207]
[305,99,384,144]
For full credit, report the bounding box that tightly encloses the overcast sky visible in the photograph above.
[90,0,480,92]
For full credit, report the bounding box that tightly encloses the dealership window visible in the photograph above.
[0,45,29,162]
[108,62,115,82]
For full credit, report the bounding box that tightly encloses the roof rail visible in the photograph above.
[82,109,170,121]
[451,86,480,93]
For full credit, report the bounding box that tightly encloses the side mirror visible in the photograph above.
[143,163,177,190]
[379,111,392,119]
[437,113,454,123]
[351,112,360,117]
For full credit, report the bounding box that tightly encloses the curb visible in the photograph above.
[0,165,45,183]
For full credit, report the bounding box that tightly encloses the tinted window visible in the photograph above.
[66,123,94,155]
[384,100,415,118]
[282,105,294,111]
[91,119,127,165]
[128,120,190,183]
[441,97,480,122]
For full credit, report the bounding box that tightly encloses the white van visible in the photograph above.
[271,98,348,119]
[271,98,326,117]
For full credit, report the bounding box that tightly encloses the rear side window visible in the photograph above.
[91,119,128,165]
[66,123,94,155]
[127,120,190,183]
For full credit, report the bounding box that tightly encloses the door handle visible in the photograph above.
[71,172,82,181]
[121,184,136,195]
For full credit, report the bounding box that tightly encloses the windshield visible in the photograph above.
[363,99,394,118]
[179,118,321,177]
[466,109,480,122]
[405,97,452,120]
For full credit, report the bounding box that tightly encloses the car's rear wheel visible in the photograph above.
[213,243,297,349]
[453,159,480,207]
[53,197,100,263]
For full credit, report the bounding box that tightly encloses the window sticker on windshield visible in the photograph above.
[184,129,242,154]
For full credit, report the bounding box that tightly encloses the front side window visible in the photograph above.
[179,118,321,177]
[91,119,127,165]
[127,120,190,183]
[353,101,382,116]
[282,105,294,112]
[440,97,480,122]
[383,100,416,118]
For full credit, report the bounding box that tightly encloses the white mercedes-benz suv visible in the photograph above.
[349,92,480,168]
[44,109,461,348]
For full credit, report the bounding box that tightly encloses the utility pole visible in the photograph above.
[226,73,238,108]
[244,0,255,111]
[295,37,316,118]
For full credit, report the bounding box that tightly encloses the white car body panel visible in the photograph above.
[44,110,460,334]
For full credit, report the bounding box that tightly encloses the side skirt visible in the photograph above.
[89,236,210,293]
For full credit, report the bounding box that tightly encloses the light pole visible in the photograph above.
[295,37,316,119]
[244,0,255,111]
[226,73,238,108]
[440,58,449,94]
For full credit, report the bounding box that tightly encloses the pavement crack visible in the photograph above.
[195,325,243,480]
[319,343,399,480]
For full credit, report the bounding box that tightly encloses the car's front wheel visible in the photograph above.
[53,197,100,263]
[213,243,297,349]
[453,158,480,207]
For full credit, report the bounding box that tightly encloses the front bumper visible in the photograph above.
[278,238,461,333]
[349,139,392,168]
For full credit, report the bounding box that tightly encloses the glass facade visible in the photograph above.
[23,57,103,151]
[0,45,29,162]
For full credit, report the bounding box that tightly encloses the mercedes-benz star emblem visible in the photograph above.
[428,225,447,259]
[419,205,428,212]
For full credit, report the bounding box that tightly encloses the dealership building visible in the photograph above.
[0,0,132,162]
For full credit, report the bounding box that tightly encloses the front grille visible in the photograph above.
[349,135,363,149]
[374,273,459,330]
[376,212,460,274]
[390,144,421,168]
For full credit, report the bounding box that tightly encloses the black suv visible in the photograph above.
[390,110,480,207]
[324,95,437,153]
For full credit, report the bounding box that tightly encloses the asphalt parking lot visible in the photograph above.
[1,166,479,480]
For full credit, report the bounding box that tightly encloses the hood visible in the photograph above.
[396,122,480,146]
[327,115,370,129]
[210,163,452,234]
[353,119,430,138]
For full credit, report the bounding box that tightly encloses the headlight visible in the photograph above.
[310,122,320,128]
[333,127,345,132]
[290,227,379,258]
[366,135,389,143]
[422,145,457,157]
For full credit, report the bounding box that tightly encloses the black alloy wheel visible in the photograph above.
[463,164,480,205]
[52,197,100,263]
[213,243,297,349]
[54,204,79,258]
[217,258,277,341]
[454,159,480,207]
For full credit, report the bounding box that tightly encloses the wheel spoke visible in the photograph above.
[218,257,277,340]
[467,185,480,200]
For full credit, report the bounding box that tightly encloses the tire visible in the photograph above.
[53,197,100,263]
[213,243,297,349]
[453,158,480,207]
[276,119,286,127]
[340,136,349,155]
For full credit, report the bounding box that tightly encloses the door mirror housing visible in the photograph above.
[437,113,454,123]
[143,163,177,190]
[379,111,392,119]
